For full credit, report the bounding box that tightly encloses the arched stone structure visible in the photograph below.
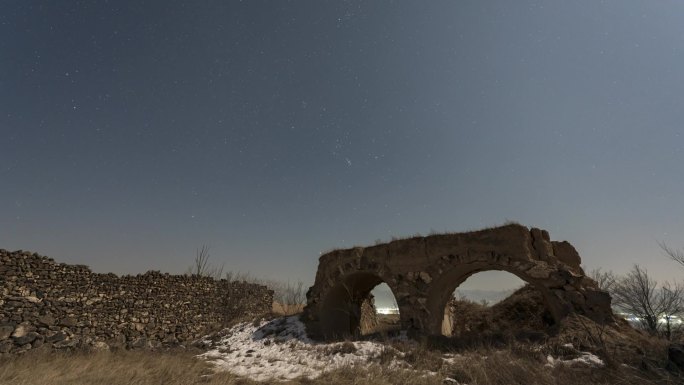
[302,224,613,340]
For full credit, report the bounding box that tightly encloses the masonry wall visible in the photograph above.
[0,249,273,355]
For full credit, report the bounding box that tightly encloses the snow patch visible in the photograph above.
[545,343,604,368]
[198,315,406,382]
[198,317,606,382]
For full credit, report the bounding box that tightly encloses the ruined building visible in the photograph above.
[302,224,612,339]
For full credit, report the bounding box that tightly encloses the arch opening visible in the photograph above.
[432,267,557,338]
[370,282,401,335]
[319,272,400,339]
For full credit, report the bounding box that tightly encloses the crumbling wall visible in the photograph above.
[359,296,378,335]
[303,224,614,339]
[0,249,273,355]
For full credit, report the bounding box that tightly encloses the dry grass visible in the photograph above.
[0,348,443,385]
[272,301,305,316]
[0,342,681,385]
[0,348,244,385]
[440,349,669,385]
[2,291,682,385]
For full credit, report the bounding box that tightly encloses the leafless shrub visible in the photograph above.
[610,264,684,339]
[224,271,258,284]
[187,245,225,279]
[574,314,613,367]
[221,271,307,315]
[269,280,306,315]
[193,244,210,277]
[588,268,617,291]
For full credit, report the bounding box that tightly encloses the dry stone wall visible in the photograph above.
[0,249,272,355]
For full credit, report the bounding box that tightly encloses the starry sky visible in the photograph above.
[2,1,683,291]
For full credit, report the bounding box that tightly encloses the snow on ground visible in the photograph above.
[198,315,407,382]
[197,315,606,382]
[545,352,604,368]
[545,343,605,368]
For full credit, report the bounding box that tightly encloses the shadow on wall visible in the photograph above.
[318,272,403,339]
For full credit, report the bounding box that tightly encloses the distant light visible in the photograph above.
[376,307,399,315]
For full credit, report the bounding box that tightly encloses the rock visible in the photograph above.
[359,297,378,335]
[109,334,126,349]
[0,326,13,340]
[59,317,77,327]
[668,343,684,370]
[0,340,12,353]
[32,338,44,349]
[11,324,35,338]
[163,334,178,344]
[13,332,38,346]
[53,338,79,349]
[128,337,147,349]
[552,241,582,270]
[90,341,109,351]
[419,272,432,284]
[531,227,555,261]
[46,332,67,343]
[37,314,55,327]
[526,263,552,279]
[13,343,32,354]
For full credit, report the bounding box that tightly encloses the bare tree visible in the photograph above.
[282,281,306,308]
[187,245,227,279]
[589,268,617,292]
[611,264,684,338]
[660,242,684,269]
[193,245,210,276]
[266,280,307,315]
[659,283,684,339]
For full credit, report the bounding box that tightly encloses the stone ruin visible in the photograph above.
[302,224,613,339]
[0,249,273,355]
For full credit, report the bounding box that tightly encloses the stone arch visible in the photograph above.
[303,224,614,340]
[317,271,402,339]
[425,263,560,336]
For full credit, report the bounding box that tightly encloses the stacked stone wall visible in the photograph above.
[0,249,273,354]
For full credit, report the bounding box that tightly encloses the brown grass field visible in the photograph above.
[0,341,681,385]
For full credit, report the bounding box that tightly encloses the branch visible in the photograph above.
[660,242,684,269]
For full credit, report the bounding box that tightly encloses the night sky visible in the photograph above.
[2,1,683,291]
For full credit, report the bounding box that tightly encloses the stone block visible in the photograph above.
[0,326,13,341]
[13,332,38,346]
[0,340,12,354]
[37,314,55,326]
[552,241,582,269]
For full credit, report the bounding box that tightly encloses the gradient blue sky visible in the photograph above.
[2,1,683,290]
